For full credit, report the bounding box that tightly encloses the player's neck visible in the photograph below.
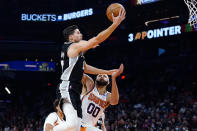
[57,111,64,121]
[96,86,106,95]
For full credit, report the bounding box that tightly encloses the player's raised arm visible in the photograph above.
[81,74,94,95]
[84,62,118,75]
[107,64,124,105]
[95,7,126,43]
[68,8,126,57]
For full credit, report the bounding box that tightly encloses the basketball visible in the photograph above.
[106,3,125,22]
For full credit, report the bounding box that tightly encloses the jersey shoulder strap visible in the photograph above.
[62,42,72,53]
[61,42,72,60]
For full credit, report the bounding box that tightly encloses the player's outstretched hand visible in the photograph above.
[112,8,126,25]
[112,64,124,78]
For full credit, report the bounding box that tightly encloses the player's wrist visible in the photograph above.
[112,22,120,27]
[111,75,117,79]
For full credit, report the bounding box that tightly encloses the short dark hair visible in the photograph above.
[62,25,78,42]
[53,99,59,112]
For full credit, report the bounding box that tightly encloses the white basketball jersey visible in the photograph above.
[43,112,65,131]
[81,87,110,127]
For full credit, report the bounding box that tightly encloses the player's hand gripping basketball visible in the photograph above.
[112,64,124,78]
[112,8,126,25]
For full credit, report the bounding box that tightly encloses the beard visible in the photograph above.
[96,79,108,86]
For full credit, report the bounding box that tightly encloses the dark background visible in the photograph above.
[1,0,197,130]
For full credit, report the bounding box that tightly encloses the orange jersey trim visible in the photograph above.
[80,127,87,131]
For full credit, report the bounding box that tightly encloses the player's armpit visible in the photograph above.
[81,74,87,85]
[85,75,94,92]
[82,74,94,93]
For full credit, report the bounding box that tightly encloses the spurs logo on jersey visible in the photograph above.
[81,87,109,127]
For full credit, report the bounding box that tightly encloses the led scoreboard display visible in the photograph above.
[136,0,160,5]
[128,24,197,42]
[0,61,55,72]
[21,8,93,22]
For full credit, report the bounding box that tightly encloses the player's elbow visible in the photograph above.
[111,101,119,105]
[92,38,100,47]
[110,99,119,105]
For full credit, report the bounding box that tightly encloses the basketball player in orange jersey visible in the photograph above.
[44,99,65,131]
[80,64,124,131]
[55,7,126,131]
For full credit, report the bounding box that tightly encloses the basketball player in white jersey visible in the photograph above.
[55,8,126,131]
[80,64,124,131]
[44,99,65,131]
